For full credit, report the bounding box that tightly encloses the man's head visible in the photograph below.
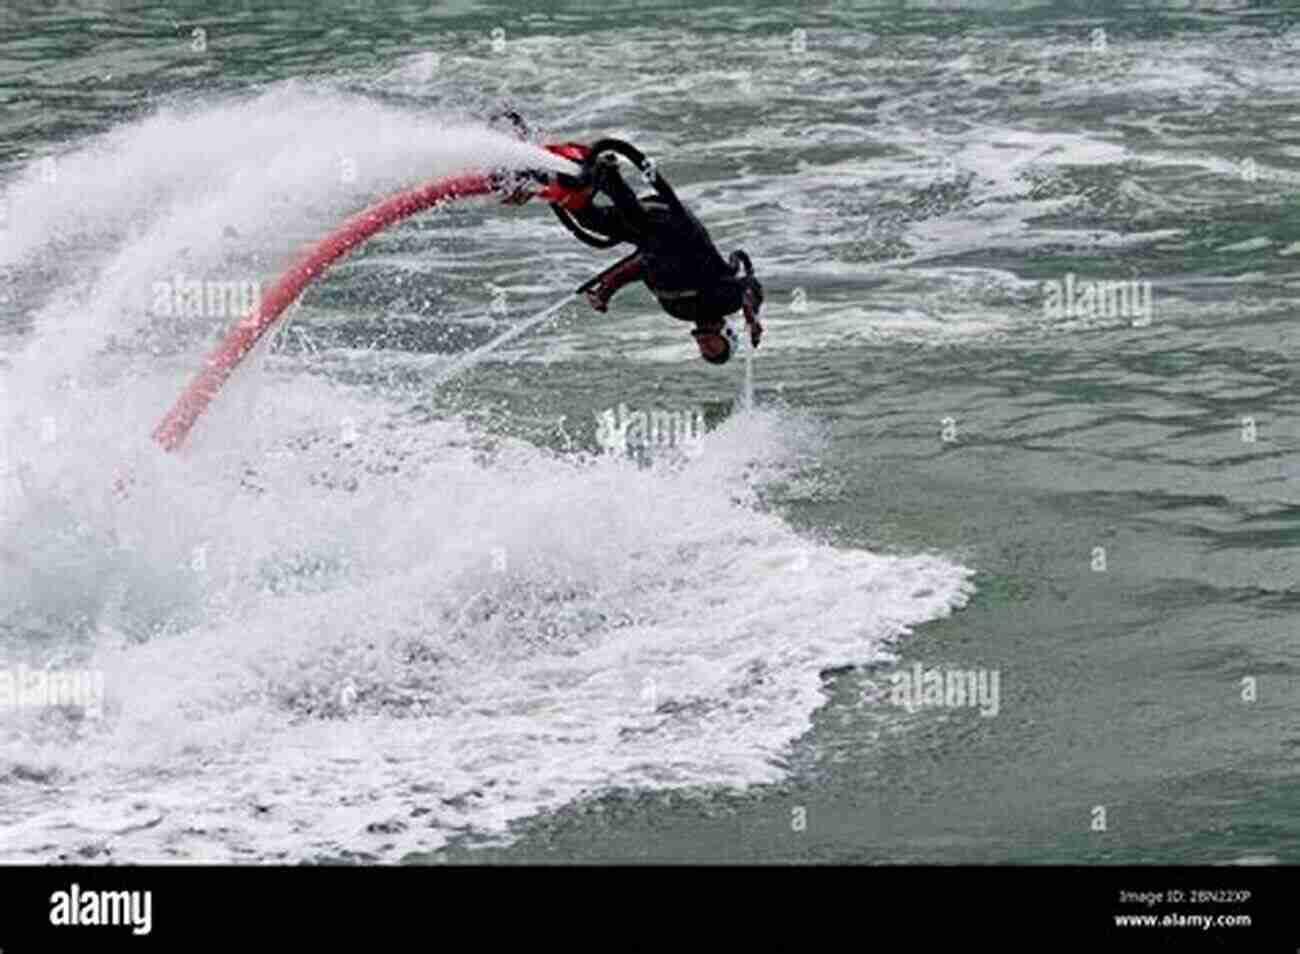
[692,319,739,364]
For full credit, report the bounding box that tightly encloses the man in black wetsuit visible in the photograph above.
[557,145,764,365]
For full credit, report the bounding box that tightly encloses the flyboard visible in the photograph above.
[149,129,742,454]
[151,136,602,452]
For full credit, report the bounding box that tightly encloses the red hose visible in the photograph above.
[152,170,496,451]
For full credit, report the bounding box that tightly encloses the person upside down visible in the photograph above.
[526,136,765,365]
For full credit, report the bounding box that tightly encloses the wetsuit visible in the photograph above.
[571,157,761,333]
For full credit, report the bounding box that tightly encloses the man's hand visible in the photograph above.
[581,252,644,313]
[586,285,610,313]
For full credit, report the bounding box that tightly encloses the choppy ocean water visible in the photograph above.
[1,1,1297,865]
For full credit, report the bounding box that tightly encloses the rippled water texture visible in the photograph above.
[1,1,1297,863]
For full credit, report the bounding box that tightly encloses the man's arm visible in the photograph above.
[583,251,646,312]
[742,281,763,347]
